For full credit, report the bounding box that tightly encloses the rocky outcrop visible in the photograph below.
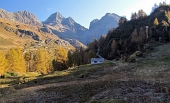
[65,39,87,49]
[17,29,40,41]
[55,39,71,46]
[40,26,53,34]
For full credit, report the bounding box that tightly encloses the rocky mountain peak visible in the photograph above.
[102,13,120,21]
[62,17,76,27]
[18,10,30,15]
[43,12,64,25]
[67,17,75,23]
[105,13,116,17]
[86,13,120,43]
[55,12,64,19]
[91,19,99,23]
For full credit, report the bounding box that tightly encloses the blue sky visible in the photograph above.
[0,0,169,28]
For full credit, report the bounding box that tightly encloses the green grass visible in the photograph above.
[43,61,115,79]
[160,55,170,62]
[0,61,116,88]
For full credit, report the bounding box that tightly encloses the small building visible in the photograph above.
[91,58,104,64]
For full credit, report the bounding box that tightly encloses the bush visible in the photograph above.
[4,73,11,78]
[8,72,18,77]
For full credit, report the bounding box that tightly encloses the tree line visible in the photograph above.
[0,45,97,76]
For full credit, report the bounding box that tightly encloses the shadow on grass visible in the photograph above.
[11,62,116,90]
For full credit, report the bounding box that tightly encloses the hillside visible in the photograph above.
[0,18,75,51]
[98,5,170,60]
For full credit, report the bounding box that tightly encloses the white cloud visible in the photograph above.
[47,8,53,11]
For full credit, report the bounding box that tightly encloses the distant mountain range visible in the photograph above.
[0,8,120,47]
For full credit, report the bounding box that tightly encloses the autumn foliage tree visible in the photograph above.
[153,18,159,26]
[0,51,8,75]
[137,9,147,19]
[24,51,31,72]
[166,11,170,23]
[7,47,26,73]
[33,48,47,74]
[53,46,68,71]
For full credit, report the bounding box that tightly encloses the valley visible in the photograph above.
[1,2,170,103]
[0,42,170,102]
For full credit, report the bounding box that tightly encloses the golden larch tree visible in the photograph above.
[55,46,68,71]
[0,50,8,75]
[33,48,47,74]
[153,18,159,26]
[7,47,26,73]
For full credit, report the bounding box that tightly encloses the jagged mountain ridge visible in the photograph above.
[0,9,42,26]
[43,12,120,44]
[42,12,89,47]
[0,9,87,48]
[0,8,120,46]
[43,12,87,34]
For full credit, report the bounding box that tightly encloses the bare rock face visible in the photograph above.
[0,9,42,26]
[65,39,87,49]
[55,39,71,46]
[84,13,120,43]
[17,29,40,41]
[43,12,88,47]
[43,12,87,35]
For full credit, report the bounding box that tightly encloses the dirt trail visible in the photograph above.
[21,79,97,92]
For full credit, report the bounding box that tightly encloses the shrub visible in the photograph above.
[4,73,11,78]
[8,72,18,77]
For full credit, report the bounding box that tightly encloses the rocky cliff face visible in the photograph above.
[84,13,120,43]
[43,12,87,34]
[0,9,42,26]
